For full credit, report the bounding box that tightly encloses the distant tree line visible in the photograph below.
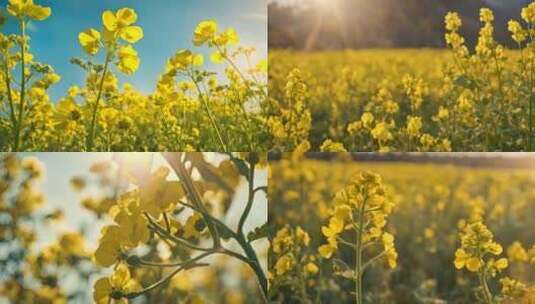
[269,0,530,50]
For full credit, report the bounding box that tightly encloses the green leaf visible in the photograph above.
[247,223,271,242]
[229,155,250,181]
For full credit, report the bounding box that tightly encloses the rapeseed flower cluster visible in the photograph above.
[0,154,94,303]
[77,153,268,303]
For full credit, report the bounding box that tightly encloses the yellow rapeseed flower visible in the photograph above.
[445,12,462,32]
[274,254,294,276]
[193,20,217,46]
[318,244,336,259]
[117,45,140,75]
[321,217,344,238]
[522,2,535,24]
[102,8,143,43]
[169,49,204,71]
[93,264,140,303]
[78,28,101,55]
[7,0,51,20]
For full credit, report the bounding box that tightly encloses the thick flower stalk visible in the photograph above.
[454,221,508,304]
[318,171,397,304]
[78,7,143,151]
[269,226,319,303]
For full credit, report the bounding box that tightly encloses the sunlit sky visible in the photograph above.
[269,0,524,6]
[2,0,267,100]
[20,153,267,255]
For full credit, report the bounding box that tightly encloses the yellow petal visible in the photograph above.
[305,262,319,275]
[118,44,137,57]
[159,181,185,210]
[170,49,193,69]
[455,248,467,258]
[78,29,100,43]
[27,4,51,21]
[488,243,503,255]
[329,216,344,234]
[111,264,131,289]
[7,0,25,18]
[321,226,334,238]
[116,8,137,26]
[102,10,117,32]
[214,27,240,46]
[387,251,398,268]
[117,45,140,75]
[124,279,142,294]
[495,258,508,270]
[193,19,217,46]
[93,278,112,303]
[334,205,352,221]
[120,26,143,43]
[454,257,465,269]
[192,54,204,66]
[210,51,224,64]
[78,28,101,55]
[319,244,335,259]
[382,232,394,245]
[224,28,239,45]
[274,255,293,276]
[94,241,120,267]
[466,257,481,272]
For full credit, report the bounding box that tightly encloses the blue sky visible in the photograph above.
[2,0,267,100]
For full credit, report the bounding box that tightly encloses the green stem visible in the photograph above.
[14,20,27,152]
[2,56,17,149]
[528,25,534,151]
[162,152,221,247]
[86,51,112,151]
[163,212,171,233]
[235,233,268,301]
[162,153,267,301]
[355,195,367,304]
[125,251,213,299]
[336,236,357,249]
[237,162,255,234]
[361,250,387,272]
[189,73,227,151]
[478,270,493,304]
[138,259,205,268]
[146,214,212,252]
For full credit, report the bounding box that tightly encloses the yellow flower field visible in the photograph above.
[0,1,267,152]
[268,2,535,152]
[268,154,535,303]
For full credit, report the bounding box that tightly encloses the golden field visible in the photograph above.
[268,155,535,303]
[268,6,535,152]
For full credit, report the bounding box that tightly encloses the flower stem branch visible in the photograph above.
[86,51,112,151]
